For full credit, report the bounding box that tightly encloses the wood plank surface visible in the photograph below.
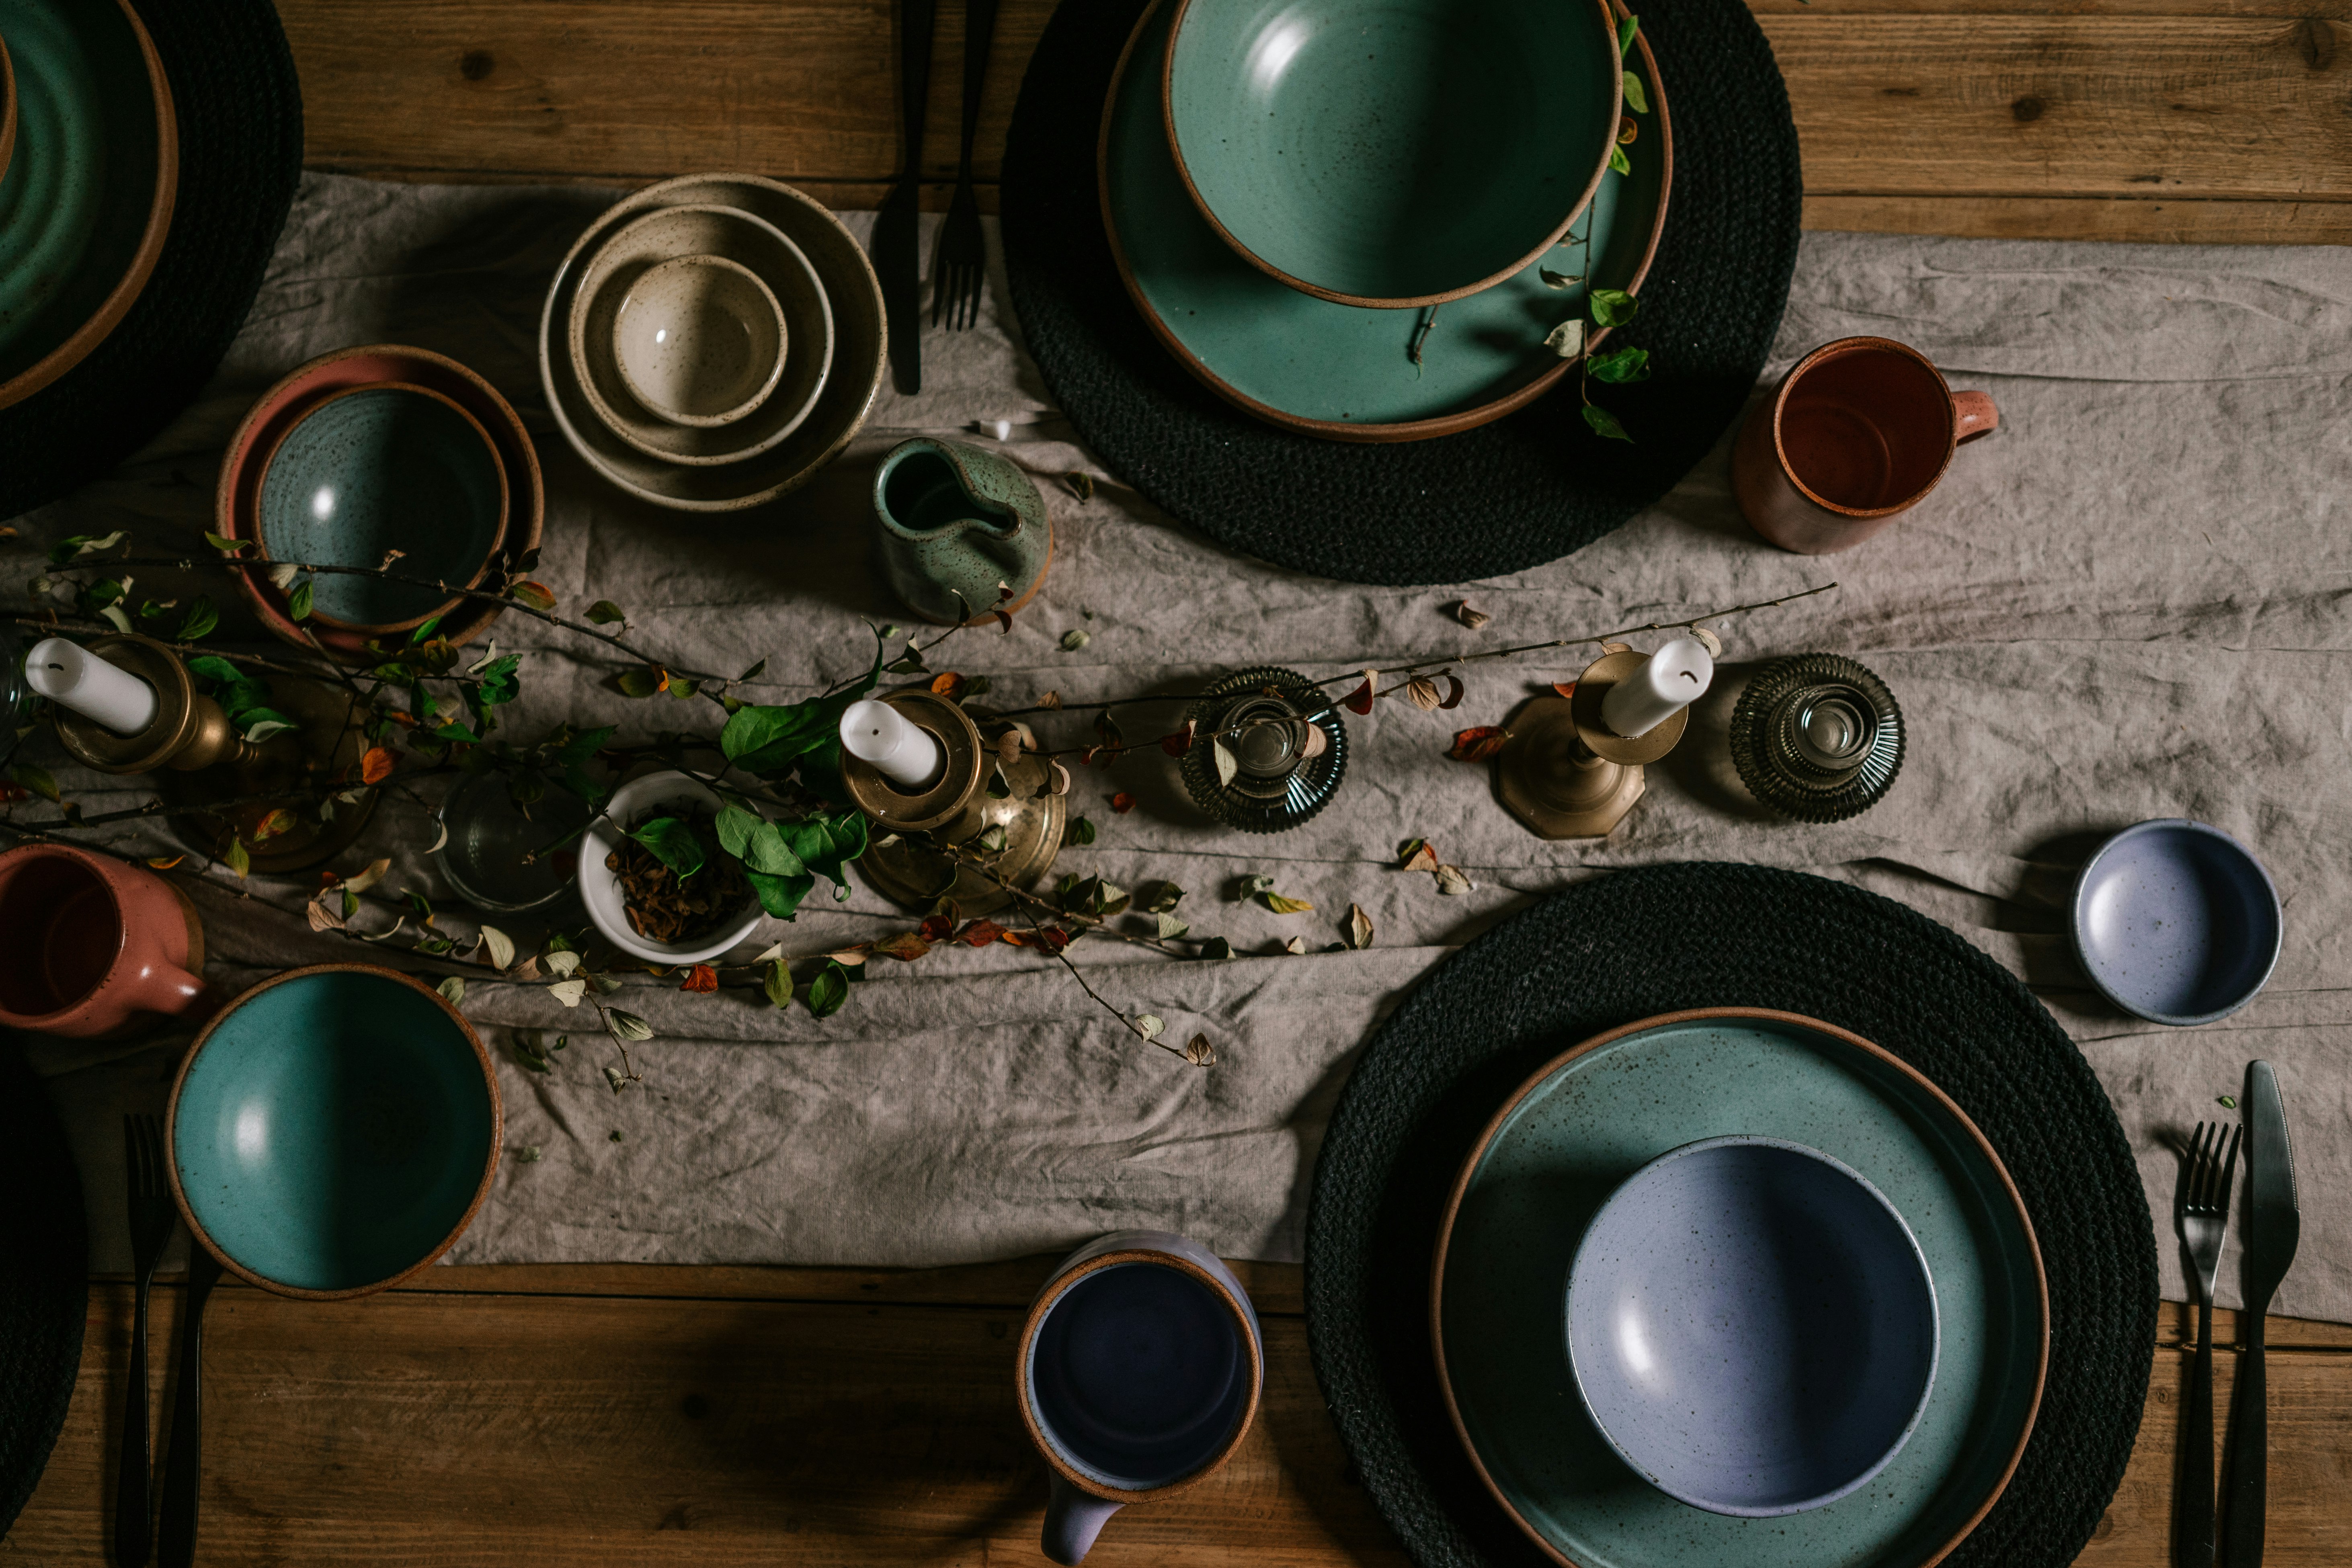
[274,0,2352,241]
[10,1269,2352,1564]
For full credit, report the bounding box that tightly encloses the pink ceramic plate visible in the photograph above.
[214,345,545,661]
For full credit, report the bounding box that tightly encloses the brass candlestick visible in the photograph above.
[1498,648,1690,839]
[842,689,1065,915]
[48,634,376,872]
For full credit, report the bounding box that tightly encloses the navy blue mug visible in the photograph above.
[1017,1230,1265,1564]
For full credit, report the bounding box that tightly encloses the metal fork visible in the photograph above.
[2177,1119,2242,1568]
[115,1114,178,1567]
[931,0,1000,330]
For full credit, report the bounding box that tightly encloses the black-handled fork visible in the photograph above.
[115,1114,177,1567]
[875,0,940,391]
[2176,1120,2240,1568]
[156,1246,224,1568]
[932,0,1001,330]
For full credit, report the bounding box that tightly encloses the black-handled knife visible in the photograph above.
[156,1248,224,1568]
[875,0,939,393]
[2221,1060,2299,1567]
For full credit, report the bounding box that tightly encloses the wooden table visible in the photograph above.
[13,0,2352,1560]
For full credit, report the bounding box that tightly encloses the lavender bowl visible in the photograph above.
[2071,818,2282,1026]
[1565,1136,1939,1517]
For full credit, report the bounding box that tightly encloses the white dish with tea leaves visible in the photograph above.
[579,770,762,964]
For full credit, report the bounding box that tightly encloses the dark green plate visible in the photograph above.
[1100,0,1667,442]
[1433,1010,2048,1568]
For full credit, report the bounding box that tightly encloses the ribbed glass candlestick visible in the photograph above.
[1728,653,1905,823]
[1179,666,1349,833]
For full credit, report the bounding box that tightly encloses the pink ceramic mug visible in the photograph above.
[0,844,211,1037]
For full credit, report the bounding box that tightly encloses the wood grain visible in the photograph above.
[12,1271,2352,1564]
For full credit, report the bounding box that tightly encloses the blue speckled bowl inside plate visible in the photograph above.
[2071,818,2282,1027]
[1567,1136,1939,1517]
[254,381,509,635]
[167,965,500,1299]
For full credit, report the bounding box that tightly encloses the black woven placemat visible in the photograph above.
[1305,864,2156,1568]
[0,0,303,521]
[0,1037,88,1535]
[1001,0,1801,586]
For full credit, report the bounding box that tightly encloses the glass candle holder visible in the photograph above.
[1178,666,1348,833]
[435,773,596,912]
[1727,653,1905,823]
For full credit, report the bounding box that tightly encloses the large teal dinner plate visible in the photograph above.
[1099,0,1667,442]
[0,0,174,409]
[1432,1010,2048,1568]
[168,966,501,1299]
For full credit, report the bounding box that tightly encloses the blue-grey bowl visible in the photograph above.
[1565,1136,1940,1517]
[2071,818,2282,1026]
[167,964,501,1298]
[254,380,509,635]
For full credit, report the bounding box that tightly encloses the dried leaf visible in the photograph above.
[954,919,1007,947]
[1199,938,1233,960]
[1134,1014,1166,1043]
[680,963,720,993]
[1039,690,1063,710]
[1456,601,1493,630]
[1038,759,1072,797]
[995,729,1024,771]
[930,670,967,700]
[603,1067,630,1092]
[1398,838,1440,873]
[269,561,299,592]
[1439,674,1465,710]
[146,854,185,870]
[1343,672,1377,715]
[586,600,627,625]
[518,1145,543,1163]
[1552,680,1578,700]
[305,898,342,933]
[1110,791,1138,814]
[1157,912,1190,941]
[224,838,251,880]
[1282,936,1308,954]
[1689,625,1724,657]
[1142,881,1185,914]
[1183,1034,1216,1066]
[1544,318,1585,359]
[1434,865,1474,896]
[1345,904,1375,950]
[1540,266,1582,291]
[478,925,517,970]
[548,978,588,1008]
[1617,113,1638,145]
[917,912,956,943]
[1060,629,1091,652]
[876,931,935,962]
[511,955,541,982]
[1259,891,1315,916]
[544,949,582,978]
[1448,726,1510,762]
[1160,720,1198,757]
[510,580,558,613]
[344,857,392,893]
[1063,471,1096,501]
[1298,723,1329,759]
[437,976,466,1005]
[826,946,871,966]
[1212,737,1239,787]
[608,1009,656,1043]
[1406,676,1442,711]
[250,808,298,843]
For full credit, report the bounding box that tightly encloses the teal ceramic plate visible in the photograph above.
[1162,0,1620,307]
[168,965,501,1299]
[0,0,174,410]
[1102,0,1666,442]
[1432,1009,2048,1568]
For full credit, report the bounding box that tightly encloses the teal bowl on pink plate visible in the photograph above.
[166,965,501,1299]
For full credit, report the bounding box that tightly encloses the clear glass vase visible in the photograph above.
[1178,666,1349,833]
[1727,653,1905,823]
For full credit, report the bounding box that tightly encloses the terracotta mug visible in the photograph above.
[1017,1230,1264,1564]
[0,844,210,1037]
[1733,337,1998,554]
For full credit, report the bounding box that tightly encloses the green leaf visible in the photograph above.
[608,1009,655,1043]
[243,718,298,743]
[408,617,444,646]
[98,605,133,634]
[437,976,466,1005]
[1060,628,1091,652]
[1199,937,1233,960]
[1608,143,1631,177]
[1617,13,1639,57]
[1587,346,1652,384]
[781,811,868,895]
[224,838,251,879]
[804,959,851,1018]
[586,600,627,625]
[747,867,816,920]
[287,578,315,621]
[763,959,793,1009]
[617,666,662,699]
[742,820,808,878]
[175,596,219,642]
[202,531,249,555]
[1068,816,1097,846]
[1581,403,1634,443]
[12,763,59,802]
[1157,913,1190,941]
[1622,70,1649,114]
[185,655,243,685]
[715,803,765,860]
[629,816,707,880]
[1259,891,1315,915]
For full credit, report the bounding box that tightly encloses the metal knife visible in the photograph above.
[2221,1060,2300,1567]
[875,0,939,394]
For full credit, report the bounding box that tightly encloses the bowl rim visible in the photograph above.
[1563,1132,1942,1517]
[1428,1006,2049,1568]
[578,769,765,964]
[612,251,790,427]
[1158,0,1622,310]
[248,379,511,636]
[164,962,503,1301]
[2068,817,2284,1027]
[0,30,19,193]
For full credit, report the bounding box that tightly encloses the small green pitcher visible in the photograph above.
[871,437,1053,626]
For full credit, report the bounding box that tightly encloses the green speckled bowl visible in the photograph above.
[1432,1009,2048,1568]
[1162,0,1620,307]
[167,965,501,1299]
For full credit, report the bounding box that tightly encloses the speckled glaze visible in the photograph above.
[165,965,500,1300]
[568,202,835,467]
[613,253,787,426]
[1018,1231,1264,1564]
[0,842,209,1039]
[2071,819,2282,1026]
[1162,0,1619,307]
[1432,1009,2047,1568]
[874,438,1053,626]
[254,382,509,634]
[1567,1136,1939,1517]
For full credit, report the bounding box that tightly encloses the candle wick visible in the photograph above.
[1678,672,1698,684]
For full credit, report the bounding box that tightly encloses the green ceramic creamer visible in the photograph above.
[871,437,1051,626]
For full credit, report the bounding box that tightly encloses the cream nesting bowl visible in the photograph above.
[613,253,787,426]
[566,202,836,467]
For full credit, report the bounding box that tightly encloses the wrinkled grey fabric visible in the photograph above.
[20,175,2351,1321]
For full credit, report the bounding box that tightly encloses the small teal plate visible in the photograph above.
[1101,0,1667,441]
[168,966,501,1299]
[1433,1010,2047,1568]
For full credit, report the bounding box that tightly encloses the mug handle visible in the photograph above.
[1042,1473,1122,1566]
[131,961,213,1023]
[1953,390,1999,445]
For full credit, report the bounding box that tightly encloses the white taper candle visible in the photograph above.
[840,699,945,789]
[1600,637,1714,739]
[26,638,160,736]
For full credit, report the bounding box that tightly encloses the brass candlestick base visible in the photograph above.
[1498,650,1691,839]
[842,690,1066,916]
[51,634,377,873]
